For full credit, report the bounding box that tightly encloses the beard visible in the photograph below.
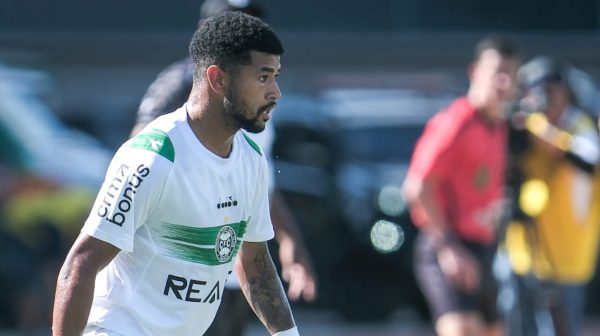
[223,85,275,134]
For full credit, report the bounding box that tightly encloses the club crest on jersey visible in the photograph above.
[474,165,491,190]
[215,225,237,262]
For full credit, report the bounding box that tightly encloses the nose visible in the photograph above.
[268,80,282,101]
[495,72,513,92]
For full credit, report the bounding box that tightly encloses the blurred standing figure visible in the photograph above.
[403,35,520,336]
[53,11,300,336]
[501,56,600,336]
[132,1,317,335]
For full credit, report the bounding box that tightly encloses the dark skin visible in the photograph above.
[52,51,296,335]
[235,241,295,334]
[52,234,119,336]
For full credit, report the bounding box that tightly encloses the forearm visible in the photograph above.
[271,190,303,243]
[236,242,296,334]
[409,178,453,245]
[271,190,309,263]
[52,258,96,335]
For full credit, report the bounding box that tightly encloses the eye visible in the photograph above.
[259,75,268,82]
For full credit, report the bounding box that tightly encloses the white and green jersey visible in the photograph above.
[81,105,274,336]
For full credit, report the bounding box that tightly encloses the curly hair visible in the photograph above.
[189,11,284,82]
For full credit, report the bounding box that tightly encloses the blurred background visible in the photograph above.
[2,0,600,335]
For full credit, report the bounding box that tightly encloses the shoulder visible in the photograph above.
[103,128,175,198]
[242,123,275,158]
[432,97,476,125]
[420,97,474,145]
[143,58,192,98]
[237,131,270,180]
[124,110,185,163]
[136,58,193,120]
[126,128,176,163]
[239,131,264,158]
[155,57,193,84]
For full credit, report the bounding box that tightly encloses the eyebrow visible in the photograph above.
[257,66,281,74]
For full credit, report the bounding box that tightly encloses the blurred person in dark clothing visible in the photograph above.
[500,56,600,336]
[131,1,317,335]
[403,35,520,336]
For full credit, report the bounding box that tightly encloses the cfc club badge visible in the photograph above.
[215,225,237,263]
[474,165,491,190]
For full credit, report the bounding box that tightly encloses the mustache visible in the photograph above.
[258,102,277,114]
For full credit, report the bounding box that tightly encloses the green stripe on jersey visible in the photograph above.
[242,132,262,156]
[128,128,175,162]
[157,221,248,266]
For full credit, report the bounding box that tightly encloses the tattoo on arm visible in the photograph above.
[242,244,295,334]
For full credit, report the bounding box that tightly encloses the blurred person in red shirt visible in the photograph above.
[403,35,520,336]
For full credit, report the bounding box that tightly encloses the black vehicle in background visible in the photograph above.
[271,88,454,321]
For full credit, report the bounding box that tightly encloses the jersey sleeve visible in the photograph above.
[407,109,464,182]
[81,138,172,252]
[242,153,275,242]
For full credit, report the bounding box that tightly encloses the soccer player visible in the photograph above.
[402,35,520,336]
[131,1,317,335]
[52,12,299,336]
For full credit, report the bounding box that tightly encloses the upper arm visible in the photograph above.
[61,233,121,279]
[404,167,440,199]
[82,138,172,252]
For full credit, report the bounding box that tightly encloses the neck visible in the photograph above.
[467,89,502,125]
[186,101,237,158]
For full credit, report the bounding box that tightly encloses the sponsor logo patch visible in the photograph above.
[96,163,150,226]
[216,196,238,209]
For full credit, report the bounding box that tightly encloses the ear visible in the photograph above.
[467,62,476,80]
[206,65,228,96]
